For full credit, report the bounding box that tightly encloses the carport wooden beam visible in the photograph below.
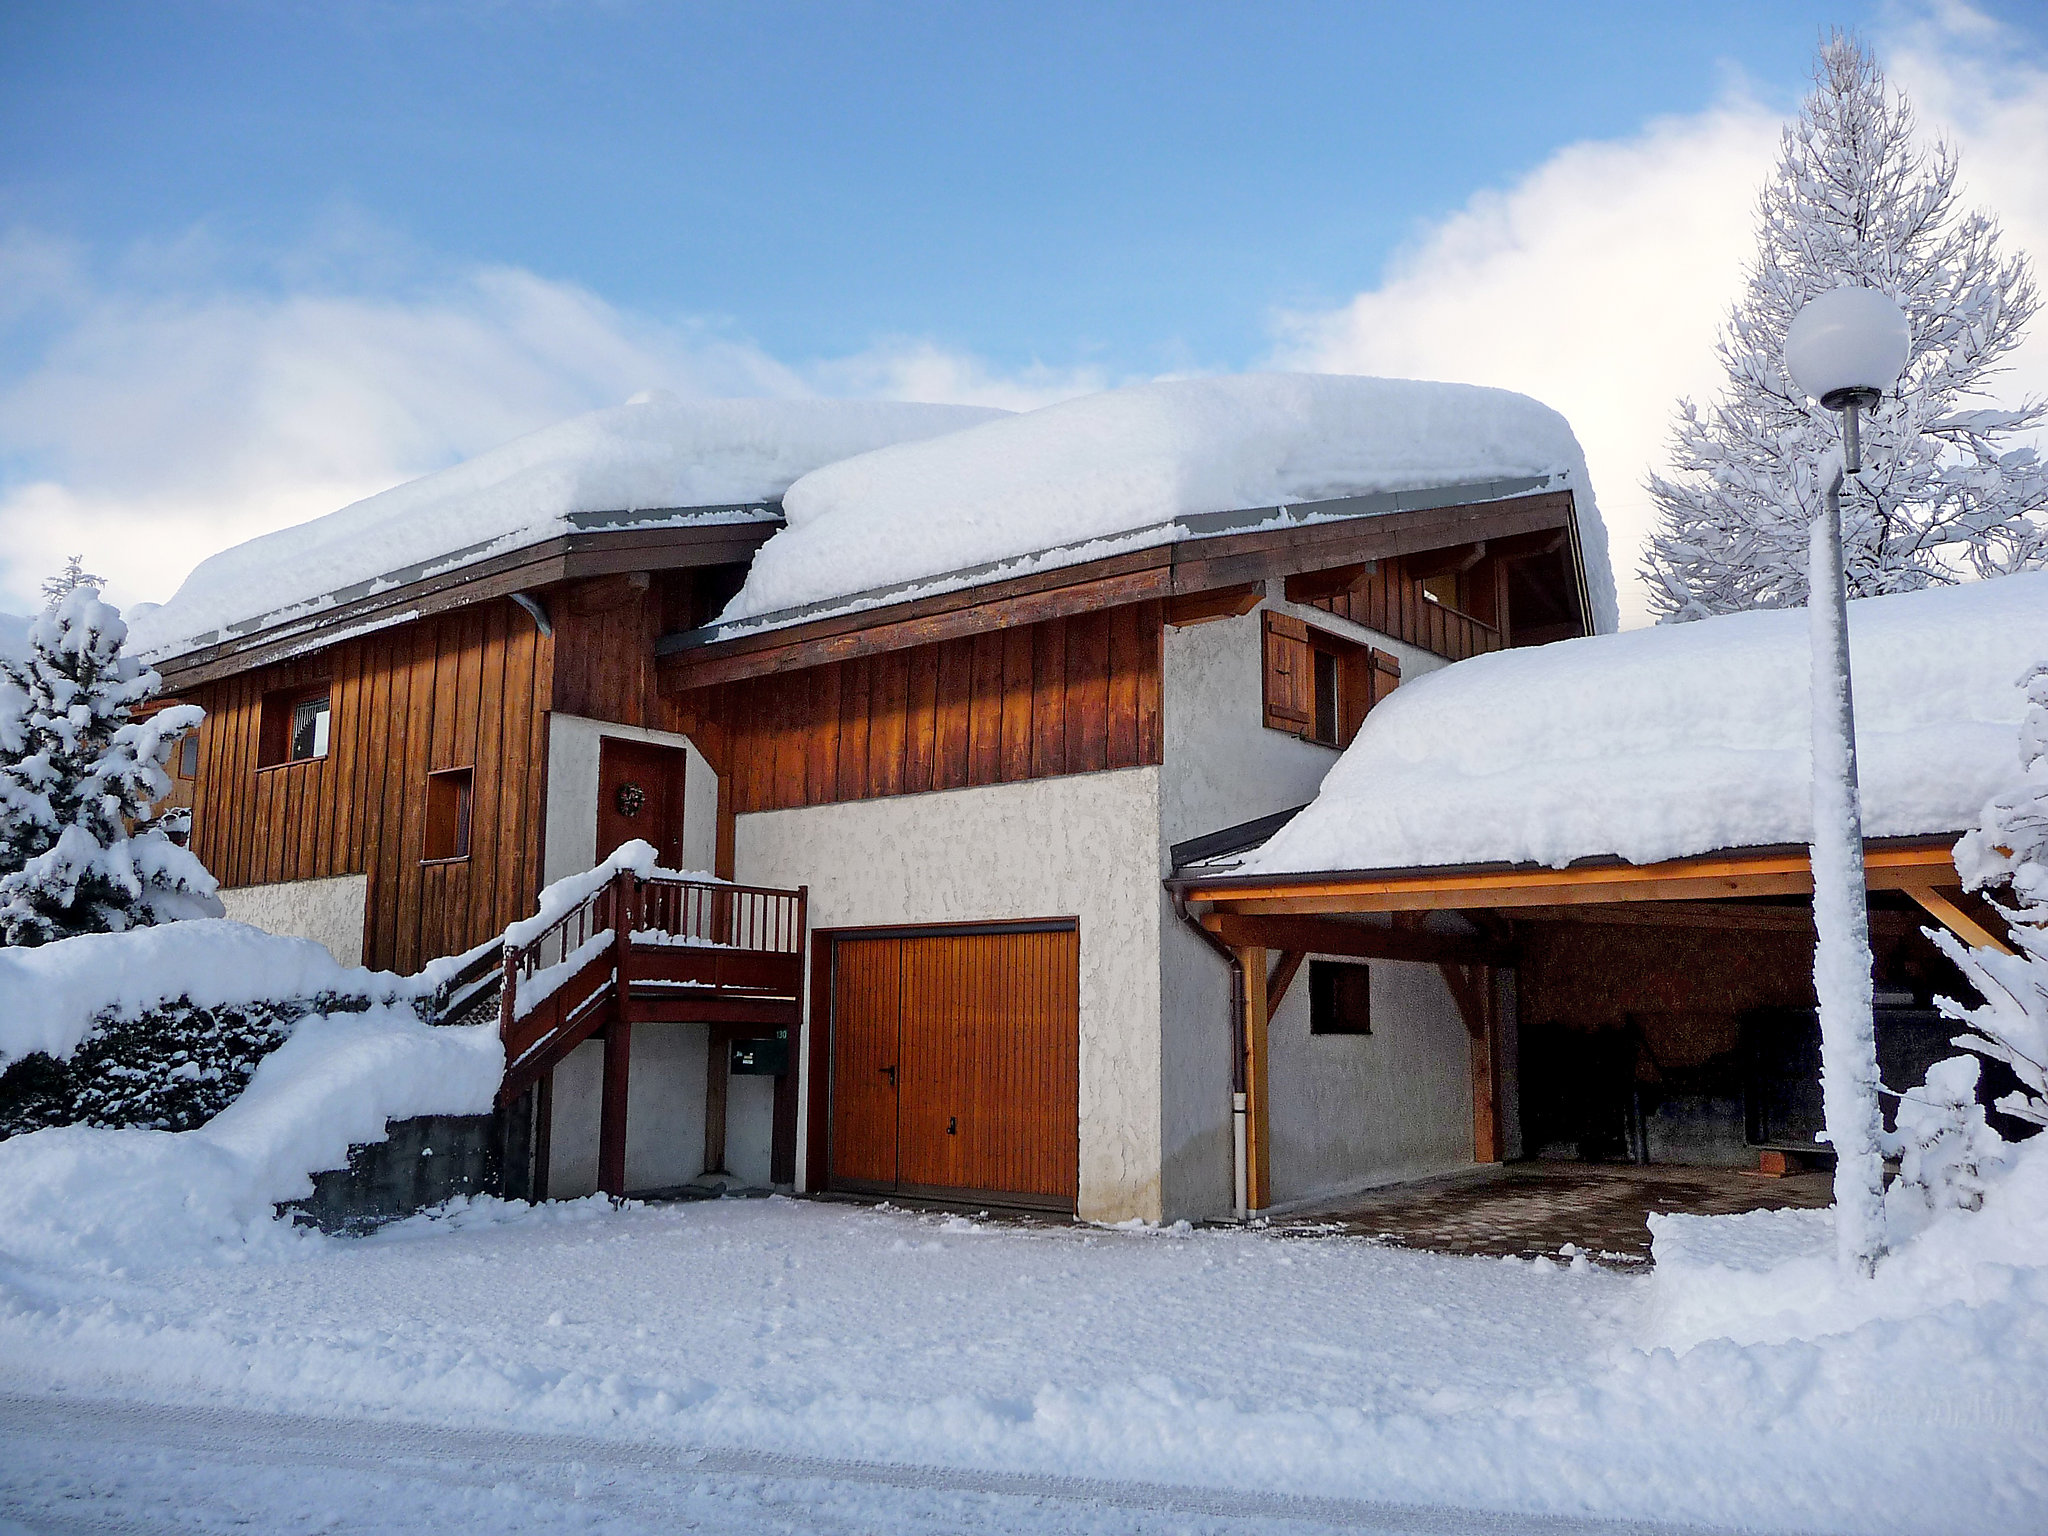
[1184,839,1960,916]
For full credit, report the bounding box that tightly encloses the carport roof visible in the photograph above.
[1233,572,2048,884]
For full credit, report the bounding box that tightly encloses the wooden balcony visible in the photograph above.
[498,871,806,1106]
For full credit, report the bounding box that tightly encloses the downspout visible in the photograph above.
[1170,881,1249,1222]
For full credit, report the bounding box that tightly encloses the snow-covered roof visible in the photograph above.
[1241,573,2048,878]
[128,395,1006,659]
[717,374,1618,633]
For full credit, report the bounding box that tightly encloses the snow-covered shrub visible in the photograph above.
[0,992,367,1140]
[1881,1055,2011,1236]
[0,920,455,1143]
[1934,651,2048,1130]
[0,582,219,945]
[1955,659,2048,921]
[1641,34,2047,621]
[1929,923,2048,1131]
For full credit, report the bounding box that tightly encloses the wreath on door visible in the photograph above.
[614,781,647,818]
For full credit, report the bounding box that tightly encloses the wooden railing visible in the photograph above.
[497,870,807,1102]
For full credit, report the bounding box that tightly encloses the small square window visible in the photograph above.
[258,683,332,768]
[424,768,474,862]
[1309,960,1371,1035]
[177,733,199,779]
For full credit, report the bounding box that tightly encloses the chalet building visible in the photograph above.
[138,377,1617,1224]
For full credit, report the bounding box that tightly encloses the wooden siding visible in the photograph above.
[185,601,553,972]
[1308,555,1503,662]
[671,601,1164,816]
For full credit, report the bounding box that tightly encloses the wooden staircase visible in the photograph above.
[495,869,807,1195]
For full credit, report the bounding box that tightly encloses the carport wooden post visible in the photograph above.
[1438,963,1501,1165]
[1235,944,1272,1214]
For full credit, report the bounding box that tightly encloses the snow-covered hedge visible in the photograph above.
[0,919,445,1141]
[0,1005,503,1268]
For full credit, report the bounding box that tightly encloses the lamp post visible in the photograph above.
[1783,285,1911,1278]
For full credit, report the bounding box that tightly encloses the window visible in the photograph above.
[1309,961,1372,1035]
[424,768,474,862]
[177,733,199,779]
[257,683,332,767]
[1312,649,1341,746]
[1262,611,1401,748]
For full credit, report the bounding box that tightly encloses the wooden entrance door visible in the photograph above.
[826,925,1080,1209]
[596,738,688,868]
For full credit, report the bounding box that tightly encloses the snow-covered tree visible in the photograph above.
[1641,34,2048,621]
[39,555,103,608]
[0,582,220,946]
[1955,660,2048,920]
[1882,1054,2009,1230]
[1926,653,2048,1131]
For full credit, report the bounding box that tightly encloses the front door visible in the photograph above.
[596,738,689,869]
[826,924,1080,1210]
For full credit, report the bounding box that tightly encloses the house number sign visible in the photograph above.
[614,782,647,818]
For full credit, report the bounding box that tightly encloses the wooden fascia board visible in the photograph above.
[157,523,773,690]
[1183,839,1959,916]
[658,490,1578,691]
[1202,910,1508,967]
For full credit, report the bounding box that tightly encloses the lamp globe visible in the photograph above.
[1784,286,1910,411]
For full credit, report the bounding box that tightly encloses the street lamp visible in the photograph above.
[1783,285,1911,1278]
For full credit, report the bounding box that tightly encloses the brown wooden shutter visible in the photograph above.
[1369,648,1402,708]
[1262,611,1313,735]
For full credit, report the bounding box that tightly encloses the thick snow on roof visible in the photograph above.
[1242,572,2048,878]
[128,395,1004,658]
[719,373,1618,632]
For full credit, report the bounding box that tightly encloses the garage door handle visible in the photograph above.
[880,1065,896,1086]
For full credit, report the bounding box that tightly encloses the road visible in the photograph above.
[0,1392,1741,1536]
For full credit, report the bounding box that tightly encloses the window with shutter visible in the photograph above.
[1262,611,1402,748]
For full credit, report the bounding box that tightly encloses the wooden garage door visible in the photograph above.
[827,925,1079,1209]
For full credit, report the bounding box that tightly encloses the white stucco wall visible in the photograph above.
[217,873,368,967]
[543,1021,775,1198]
[734,768,1165,1224]
[543,713,720,887]
[1265,953,1476,1209]
[1157,590,1461,1219]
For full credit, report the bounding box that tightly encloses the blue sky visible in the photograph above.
[4,3,2047,621]
[4,1,1933,372]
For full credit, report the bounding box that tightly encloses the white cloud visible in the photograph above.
[1271,3,2048,627]
[0,239,1089,615]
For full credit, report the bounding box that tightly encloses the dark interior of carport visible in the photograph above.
[1510,891,2029,1168]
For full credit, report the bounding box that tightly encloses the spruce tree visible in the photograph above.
[0,580,221,946]
[1640,34,2048,621]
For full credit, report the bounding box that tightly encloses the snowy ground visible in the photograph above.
[2,1196,2043,1535]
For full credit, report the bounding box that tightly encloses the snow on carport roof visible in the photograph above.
[127,395,1005,660]
[716,373,1620,633]
[1241,572,2048,879]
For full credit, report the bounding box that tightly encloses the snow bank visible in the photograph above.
[130,395,1004,658]
[1246,571,2048,876]
[1643,1135,2048,1354]
[0,1006,502,1268]
[722,373,1618,632]
[0,918,424,1069]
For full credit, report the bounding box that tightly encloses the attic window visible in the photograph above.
[424,768,475,863]
[258,684,331,768]
[1262,611,1401,749]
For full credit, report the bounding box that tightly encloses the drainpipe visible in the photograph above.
[1170,881,1249,1222]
